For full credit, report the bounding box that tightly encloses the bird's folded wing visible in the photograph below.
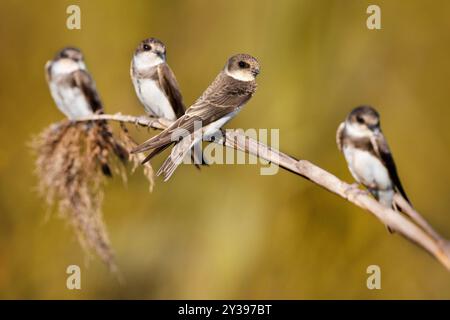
[158,63,185,118]
[72,69,103,113]
[371,133,410,203]
[156,132,199,181]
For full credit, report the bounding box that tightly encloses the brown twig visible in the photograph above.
[74,113,450,271]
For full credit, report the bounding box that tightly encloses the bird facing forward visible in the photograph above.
[130,37,185,121]
[336,105,410,211]
[45,47,127,175]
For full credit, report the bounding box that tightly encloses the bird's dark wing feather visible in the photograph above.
[132,75,255,153]
[158,63,185,118]
[72,69,103,113]
[141,143,173,164]
[371,133,410,203]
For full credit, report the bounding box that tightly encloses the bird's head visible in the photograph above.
[225,53,260,81]
[51,47,86,75]
[346,105,381,137]
[133,37,167,69]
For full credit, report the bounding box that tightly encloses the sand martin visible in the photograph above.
[45,47,103,120]
[337,105,410,210]
[130,38,185,120]
[45,47,127,175]
[132,53,260,181]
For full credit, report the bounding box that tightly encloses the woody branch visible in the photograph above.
[76,112,450,271]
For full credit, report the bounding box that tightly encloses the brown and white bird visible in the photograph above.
[130,38,185,120]
[46,47,103,120]
[45,47,127,175]
[336,106,410,211]
[132,53,260,181]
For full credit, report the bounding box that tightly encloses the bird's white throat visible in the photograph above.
[225,68,255,82]
[51,59,85,76]
[345,122,372,139]
[133,52,164,70]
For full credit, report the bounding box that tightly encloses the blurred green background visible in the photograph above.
[0,0,449,299]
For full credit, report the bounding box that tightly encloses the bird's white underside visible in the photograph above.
[343,144,392,191]
[49,81,93,119]
[132,78,176,121]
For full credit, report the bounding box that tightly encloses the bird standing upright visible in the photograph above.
[336,105,410,213]
[45,47,127,175]
[46,47,103,120]
[132,53,260,181]
[130,37,185,120]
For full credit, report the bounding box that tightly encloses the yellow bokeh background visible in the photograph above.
[0,0,449,298]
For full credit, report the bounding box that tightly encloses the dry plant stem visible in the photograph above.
[119,122,155,192]
[77,113,167,130]
[393,194,443,243]
[75,113,450,271]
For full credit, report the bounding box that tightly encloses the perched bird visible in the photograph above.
[336,105,410,213]
[132,53,260,181]
[131,37,208,168]
[46,47,102,120]
[130,37,185,120]
[45,47,127,175]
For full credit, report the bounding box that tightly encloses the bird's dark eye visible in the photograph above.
[238,61,250,68]
[143,44,152,51]
[356,116,365,124]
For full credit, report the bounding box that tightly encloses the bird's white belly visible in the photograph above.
[203,108,242,139]
[137,79,176,120]
[50,84,93,120]
[177,108,242,156]
[173,108,242,165]
[343,146,392,190]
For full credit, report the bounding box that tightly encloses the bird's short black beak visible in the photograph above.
[370,125,381,135]
[252,68,260,76]
[157,51,166,60]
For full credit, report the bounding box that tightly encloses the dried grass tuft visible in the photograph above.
[119,123,155,191]
[31,120,129,274]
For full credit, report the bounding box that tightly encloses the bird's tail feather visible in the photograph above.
[131,130,173,154]
[157,133,200,181]
[91,120,128,177]
[369,188,396,234]
[142,144,173,164]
